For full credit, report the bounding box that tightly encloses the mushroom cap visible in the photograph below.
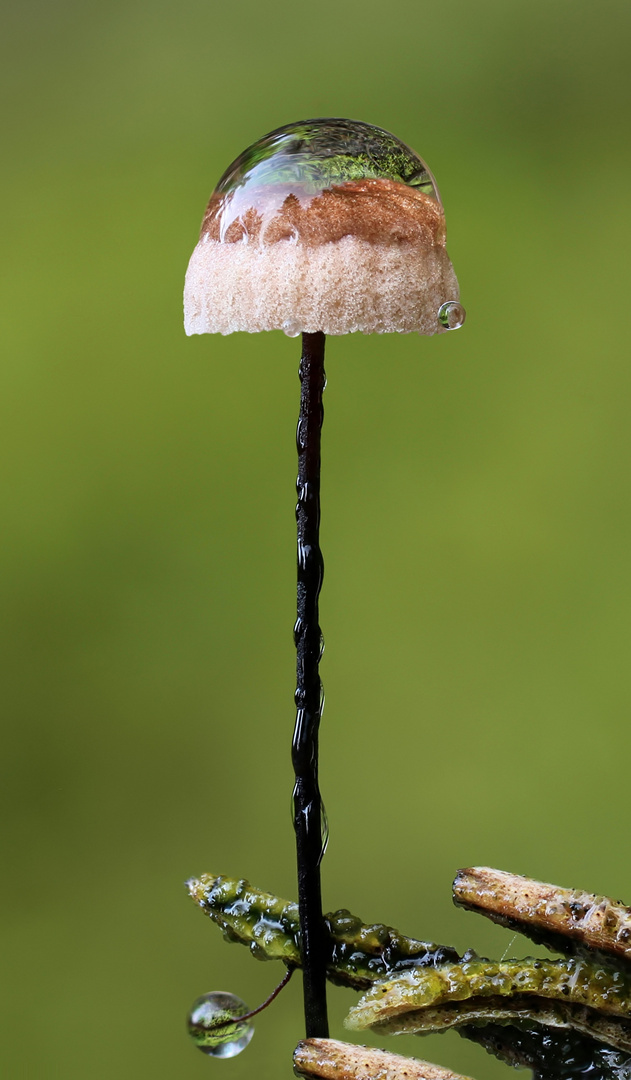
[184,118,464,337]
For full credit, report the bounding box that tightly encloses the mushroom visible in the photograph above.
[184,117,464,337]
[183,117,465,1043]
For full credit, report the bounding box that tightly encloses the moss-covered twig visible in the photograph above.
[188,868,631,1076]
[186,873,458,989]
[345,955,631,1052]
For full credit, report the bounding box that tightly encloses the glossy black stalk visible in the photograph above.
[292,331,329,1038]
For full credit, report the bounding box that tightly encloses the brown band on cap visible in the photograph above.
[200,178,446,248]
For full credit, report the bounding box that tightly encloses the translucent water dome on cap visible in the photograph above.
[207,118,442,243]
[184,118,464,337]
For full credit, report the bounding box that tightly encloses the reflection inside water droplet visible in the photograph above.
[187,991,254,1058]
[199,118,443,249]
[437,301,466,331]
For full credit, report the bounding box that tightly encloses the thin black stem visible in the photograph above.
[292,331,329,1039]
[220,967,295,1026]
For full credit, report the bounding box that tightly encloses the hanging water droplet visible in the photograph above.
[187,991,254,1058]
[319,800,330,862]
[283,319,301,338]
[437,301,466,331]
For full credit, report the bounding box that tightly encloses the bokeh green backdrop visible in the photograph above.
[2,0,631,1076]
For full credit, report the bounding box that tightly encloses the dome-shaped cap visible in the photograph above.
[184,119,464,337]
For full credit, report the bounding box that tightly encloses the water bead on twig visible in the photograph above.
[187,991,254,1058]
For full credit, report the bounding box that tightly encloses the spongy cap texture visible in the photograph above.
[184,236,460,337]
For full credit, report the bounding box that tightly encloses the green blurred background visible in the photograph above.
[2,0,630,1076]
